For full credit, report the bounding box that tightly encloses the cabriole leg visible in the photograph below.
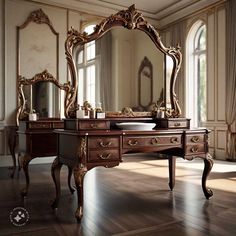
[51,157,63,209]
[73,164,87,221]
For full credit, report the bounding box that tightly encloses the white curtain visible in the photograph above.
[226,0,236,160]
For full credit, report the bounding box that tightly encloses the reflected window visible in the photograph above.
[76,24,97,106]
[186,21,207,127]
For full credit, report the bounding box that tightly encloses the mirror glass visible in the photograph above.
[165,55,174,109]
[76,27,165,111]
[22,82,61,118]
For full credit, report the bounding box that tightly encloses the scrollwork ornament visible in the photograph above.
[65,4,182,118]
[16,70,73,125]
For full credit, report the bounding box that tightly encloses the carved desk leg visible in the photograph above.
[168,156,176,190]
[202,153,214,199]
[51,157,63,209]
[20,153,33,197]
[68,166,75,194]
[74,164,87,221]
[8,129,17,178]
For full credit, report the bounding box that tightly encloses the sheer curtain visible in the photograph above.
[226,0,236,161]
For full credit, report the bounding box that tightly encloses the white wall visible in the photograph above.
[162,3,227,160]
[204,5,227,160]
[0,0,98,165]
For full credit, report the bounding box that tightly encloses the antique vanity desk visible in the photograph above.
[17,119,75,196]
[50,5,214,221]
[51,118,213,221]
[10,9,76,194]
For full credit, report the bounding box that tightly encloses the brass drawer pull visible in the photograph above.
[190,146,199,153]
[128,140,138,146]
[191,136,200,143]
[99,153,111,160]
[90,123,98,128]
[151,137,159,145]
[174,122,181,127]
[99,141,112,147]
[170,137,179,143]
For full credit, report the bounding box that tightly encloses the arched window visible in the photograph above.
[186,21,207,127]
[76,24,98,106]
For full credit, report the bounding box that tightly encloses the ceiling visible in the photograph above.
[32,0,225,27]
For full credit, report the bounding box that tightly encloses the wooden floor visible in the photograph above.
[0,154,236,236]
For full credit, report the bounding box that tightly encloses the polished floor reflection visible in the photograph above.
[0,155,235,236]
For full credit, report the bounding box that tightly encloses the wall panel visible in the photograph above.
[0,0,4,121]
[217,8,226,121]
[207,13,215,121]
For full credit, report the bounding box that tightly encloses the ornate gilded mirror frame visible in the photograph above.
[16,9,74,125]
[16,70,72,125]
[65,5,182,118]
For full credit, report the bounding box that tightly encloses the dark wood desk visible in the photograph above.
[51,118,213,221]
[18,120,74,196]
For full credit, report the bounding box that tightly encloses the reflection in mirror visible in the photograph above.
[16,70,72,125]
[165,55,174,109]
[138,56,153,111]
[66,5,182,117]
[22,82,60,118]
[75,27,164,112]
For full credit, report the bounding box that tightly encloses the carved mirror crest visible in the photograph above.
[65,5,182,118]
[16,9,73,124]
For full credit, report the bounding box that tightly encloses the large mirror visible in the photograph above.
[65,5,182,118]
[16,9,74,125]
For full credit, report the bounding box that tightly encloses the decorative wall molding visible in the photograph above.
[17,8,59,79]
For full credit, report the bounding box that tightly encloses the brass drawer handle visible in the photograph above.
[99,153,111,160]
[128,140,138,146]
[90,123,98,128]
[190,146,199,153]
[151,137,159,145]
[99,141,112,147]
[191,136,200,143]
[170,137,179,143]
[174,122,181,127]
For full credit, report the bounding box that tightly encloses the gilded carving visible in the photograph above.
[65,4,182,118]
[16,70,73,125]
[19,9,57,34]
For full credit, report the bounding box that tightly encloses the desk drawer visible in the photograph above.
[185,144,206,155]
[52,122,64,129]
[88,137,119,149]
[168,120,188,128]
[123,135,182,148]
[88,149,120,162]
[78,120,110,130]
[28,122,51,129]
[186,134,205,144]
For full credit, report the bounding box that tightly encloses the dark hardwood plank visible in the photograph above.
[0,154,236,236]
